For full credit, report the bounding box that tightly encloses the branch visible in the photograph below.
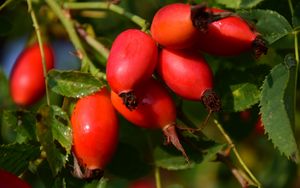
[213,119,261,188]
[216,152,250,188]
[75,23,110,61]
[45,0,101,77]
[63,2,149,30]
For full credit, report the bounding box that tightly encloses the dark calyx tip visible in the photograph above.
[191,3,211,32]
[201,89,221,112]
[72,154,104,181]
[191,3,234,33]
[163,123,189,162]
[119,91,138,111]
[253,36,268,58]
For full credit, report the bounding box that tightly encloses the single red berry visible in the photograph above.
[106,29,158,110]
[10,43,54,106]
[158,48,221,112]
[111,78,188,161]
[71,87,119,179]
[150,3,198,49]
[0,169,31,188]
[194,8,267,57]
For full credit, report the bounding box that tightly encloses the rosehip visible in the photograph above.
[194,8,267,57]
[111,78,188,160]
[158,48,220,112]
[0,169,31,188]
[150,3,198,49]
[71,87,119,179]
[106,29,158,110]
[10,43,54,106]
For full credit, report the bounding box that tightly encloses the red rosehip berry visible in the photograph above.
[10,43,54,106]
[106,29,158,110]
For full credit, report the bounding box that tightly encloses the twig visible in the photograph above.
[45,0,100,76]
[27,0,51,105]
[216,152,249,188]
[0,0,14,11]
[213,119,261,188]
[63,2,148,30]
[75,23,110,60]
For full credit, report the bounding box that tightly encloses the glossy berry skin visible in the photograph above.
[158,48,213,101]
[111,79,176,129]
[10,43,54,106]
[106,29,158,95]
[0,169,31,188]
[71,87,119,171]
[151,3,197,49]
[195,8,262,56]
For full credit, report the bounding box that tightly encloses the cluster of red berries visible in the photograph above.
[105,1,268,166]
[8,2,268,181]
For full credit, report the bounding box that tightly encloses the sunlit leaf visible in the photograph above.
[215,65,270,112]
[48,70,105,98]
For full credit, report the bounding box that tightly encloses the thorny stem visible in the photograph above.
[213,119,261,188]
[63,2,148,30]
[45,0,99,76]
[27,0,51,106]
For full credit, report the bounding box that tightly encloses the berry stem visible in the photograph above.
[63,2,149,29]
[213,119,261,188]
[27,0,51,106]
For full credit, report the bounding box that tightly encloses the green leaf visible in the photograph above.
[1,110,37,143]
[0,143,40,175]
[238,9,293,44]
[154,131,225,170]
[260,58,299,162]
[215,0,264,9]
[223,82,260,112]
[36,105,72,176]
[47,70,105,98]
[215,65,270,112]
